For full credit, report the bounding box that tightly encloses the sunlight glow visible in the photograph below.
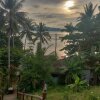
[64,0,74,9]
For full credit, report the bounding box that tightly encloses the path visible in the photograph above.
[4,94,16,100]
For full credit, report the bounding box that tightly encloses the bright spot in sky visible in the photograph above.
[64,0,74,9]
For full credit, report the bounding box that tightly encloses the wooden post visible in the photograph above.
[22,92,24,100]
[55,34,57,56]
[2,93,3,100]
[42,92,47,100]
[2,96,3,100]
[0,92,3,100]
[17,89,18,99]
[31,96,33,100]
[0,95,3,100]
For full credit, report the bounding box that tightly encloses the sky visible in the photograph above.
[22,0,100,58]
[22,0,100,28]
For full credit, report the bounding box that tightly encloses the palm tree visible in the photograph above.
[0,0,27,87]
[62,23,75,34]
[77,2,97,33]
[61,23,79,56]
[0,0,27,46]
[20,18,35,50]
[76,2,100,85]
[61,3,97,56]
[78,2,97,21]
[61,23,76,40]
[33,22,51,46]
[76,2,97,53]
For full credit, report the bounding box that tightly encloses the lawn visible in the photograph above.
[35,86,100,100]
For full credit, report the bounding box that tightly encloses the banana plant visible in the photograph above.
[68,74,88,92]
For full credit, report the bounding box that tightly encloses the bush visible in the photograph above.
[18,71,34,93]
[18,53,56,92]
[63,93,69,100]
[89,94,98,100]
[18,42,57,92]
[68,74,88,92]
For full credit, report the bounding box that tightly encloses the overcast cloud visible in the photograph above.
[23,0,99,27]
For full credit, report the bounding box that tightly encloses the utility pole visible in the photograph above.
[52,34,61,56]
[55,34,57,56]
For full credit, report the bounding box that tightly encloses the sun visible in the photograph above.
[64,0,74,9]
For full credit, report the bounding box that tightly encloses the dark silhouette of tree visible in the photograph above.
[33,23,51,46]
[20,18,35,50]
[61,2,99,56]
[61,23,79,56]
[61,2,100,85]
[0,0,27,87]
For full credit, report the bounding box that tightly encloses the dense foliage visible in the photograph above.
[62,3,100,56]
[0,0,100,97]
[61,2,100,85]
[18,42,57,92]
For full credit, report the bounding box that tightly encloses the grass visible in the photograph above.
[35,86,100,100]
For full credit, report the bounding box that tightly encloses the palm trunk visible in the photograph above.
[24,36,27,50]
[39,38,42,48]
[40,39,42,48]
[8,30,11,87]
[12,34,15,48]
[8,10,12,88]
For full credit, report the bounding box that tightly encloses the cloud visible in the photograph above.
[32,12,77,20]
[69,6,80,10]
[28,0,66,4]
[33,5,40,8]
[23,0,99,28]
[30,12,77,28]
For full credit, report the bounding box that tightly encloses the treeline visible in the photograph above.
[61,2,100,85]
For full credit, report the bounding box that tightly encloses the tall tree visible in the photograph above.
[20,18,35,50]
[0,32,23,49]
[0,0,26,87]
[61,2,98,56]
[0,0,27,46]
[33,22,51,46]
[78,2,96,22]
[61,2,100,84]
[76,2,98,54]
[61,23,79,56]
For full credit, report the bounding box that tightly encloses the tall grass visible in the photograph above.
[46,86,100,100]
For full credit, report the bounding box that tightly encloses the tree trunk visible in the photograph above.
[12,34,15,48]
[8,30,11,87]
[8,10,12,88]
[24,36,27,50]
[93,73,98,85]
[40,38,42,48]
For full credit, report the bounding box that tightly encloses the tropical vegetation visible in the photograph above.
[0,1,100,100]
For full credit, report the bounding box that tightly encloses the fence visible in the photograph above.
[17,92,42,100]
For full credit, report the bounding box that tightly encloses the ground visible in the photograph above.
[35,86,100,100]
[3,86,100,100]
[4,94,16,100]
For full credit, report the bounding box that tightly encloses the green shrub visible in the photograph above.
[68,74,88,92]
[89,94,98,100]
[18,71,34,93]
[63,93,69,100]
